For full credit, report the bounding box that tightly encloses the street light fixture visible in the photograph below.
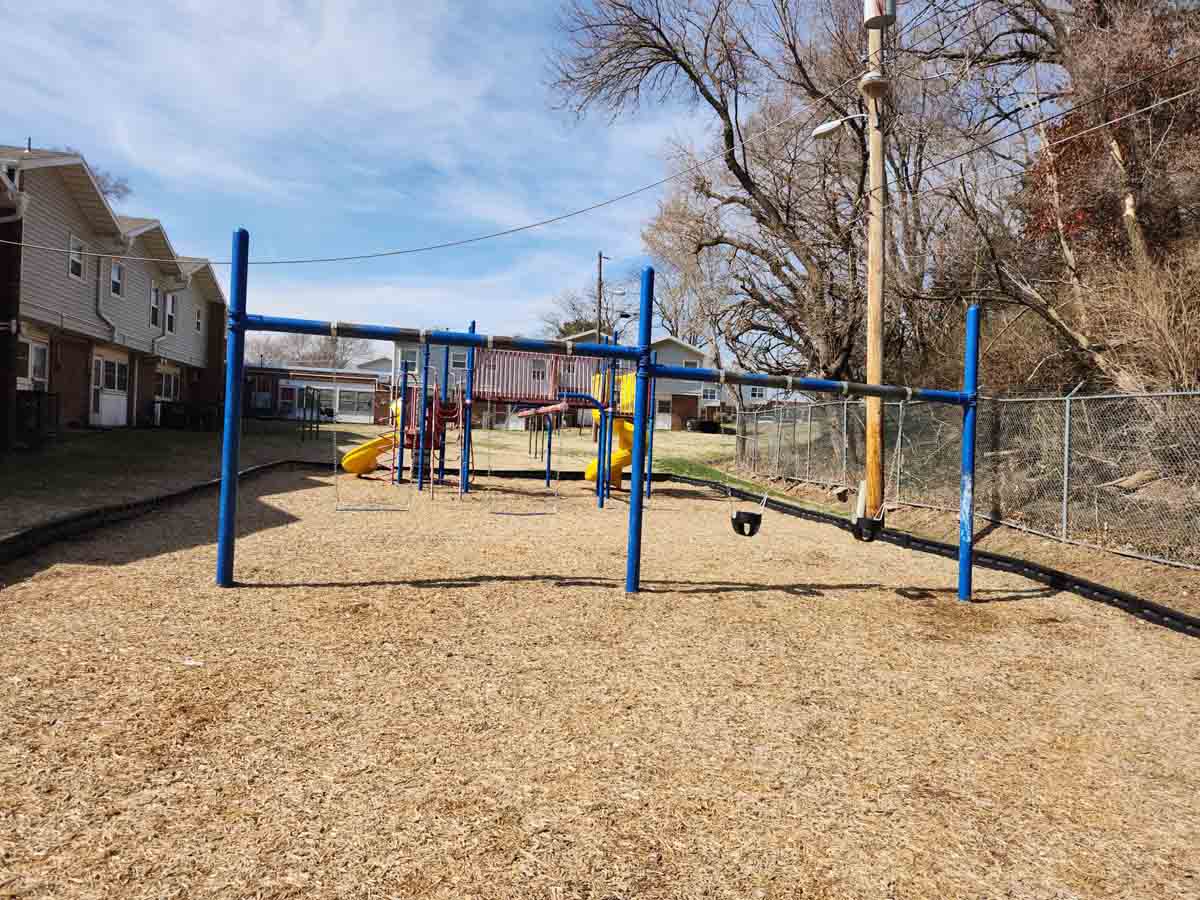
[812,113,867,141]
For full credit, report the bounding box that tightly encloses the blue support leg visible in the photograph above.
[397,361,408,482]
[606,357,617,498]
[958,305,981,601]
[461,321,476,493]
[418,343,430,492]
[645,350,657,499]
[624,267,655,593]
[438,345,449,483]
[545,413,553,487]
[216,228,249,587]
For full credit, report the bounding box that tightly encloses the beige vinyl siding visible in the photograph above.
[18,168,116,340]
[151,283,210,368]
[652,342,706,399]
[103,234,160,353]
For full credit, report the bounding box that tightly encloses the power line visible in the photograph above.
[0,2,1007,268]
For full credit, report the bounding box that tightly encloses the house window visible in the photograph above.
[150,283,161,327]
[155,371,181,400]
[110,260,124,297]
[749,386,766,400]
[15,339,49,390]
[166,293,177,334]
[318,389,335,412]
[451,350,467,369]
[103,359,117,390]
[702,386,718,401]
[531,359,547,381]
[338,389,372,414]
[195,308,202,332]
[116,362,129,392]
[656,398,671,414]
[68,236,85,280]
[400,349,419,370]
[683,360,699,369]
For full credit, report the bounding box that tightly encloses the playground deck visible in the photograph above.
[1,470,1196,898]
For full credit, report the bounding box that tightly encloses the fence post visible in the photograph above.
[806,404,813,482]
[841,400,849,485]
[775,407,783,475]
[1061,396,1072,540]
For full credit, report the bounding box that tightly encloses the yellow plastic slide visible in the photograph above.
[340,433,399,475]
[584,413,635,485]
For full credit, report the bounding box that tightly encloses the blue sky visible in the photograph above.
[6,1,710,335]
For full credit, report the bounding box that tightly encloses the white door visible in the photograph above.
[90,349,129,427]
[655,396,672,430]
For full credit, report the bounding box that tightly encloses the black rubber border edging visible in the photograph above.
[0,459,329,567]
[672,474,1200,639]
[3,462,1196,639]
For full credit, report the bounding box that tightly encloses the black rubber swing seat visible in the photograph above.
[730,510,762,537]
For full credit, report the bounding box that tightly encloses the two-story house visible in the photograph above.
[0,146,226,447]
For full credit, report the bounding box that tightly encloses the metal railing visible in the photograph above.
[736,391,1200,569]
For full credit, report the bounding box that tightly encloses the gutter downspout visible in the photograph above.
[94,243,119,337]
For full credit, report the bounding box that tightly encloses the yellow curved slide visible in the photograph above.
[340,433,399,475]
[585,414,635,486]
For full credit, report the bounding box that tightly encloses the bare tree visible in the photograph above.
[538,281,636,337]
[243,332,371,369]
[57,146,132,202]
[552,0,961,382]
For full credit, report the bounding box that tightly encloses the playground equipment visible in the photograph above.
[584,370,636,488]
[340,432,399,476]
[216,228,982,599]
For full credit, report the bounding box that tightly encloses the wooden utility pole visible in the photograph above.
[596,252,608,341]
[861,15,890,532]
[594,252,608,443]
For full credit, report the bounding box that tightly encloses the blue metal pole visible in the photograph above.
[462,321,476,493]
[545,413,553,487]
[397,361,408,482]
[606,355,618,497]
[957,305,981,601]
[438,345,449,482]
[417,343,430,491]
[216,228,249,587]
[645,350,657,499]
[624,267,654,593]
[597,398,607,509]
[596,342,607,509]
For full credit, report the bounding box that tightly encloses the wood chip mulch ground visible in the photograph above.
[1,469,1197,899]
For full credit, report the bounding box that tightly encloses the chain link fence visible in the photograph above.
[736,391,1200,569]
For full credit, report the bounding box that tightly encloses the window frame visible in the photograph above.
[749,385,766,400]
[150,282,161,327]
[530,358,548,381]
[68,235,85,281]
[702,386,718,401]
[194,308,202,333]
[682,359,699,369]
[165,293,177,334]
[450,350,468,369]
[110,259,125,297]
[103,359,118,390]
[656,398,671,414]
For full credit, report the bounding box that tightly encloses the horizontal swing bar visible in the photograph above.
[649,363,968,405]
[240,314,965,404]
[242,315,641,361]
